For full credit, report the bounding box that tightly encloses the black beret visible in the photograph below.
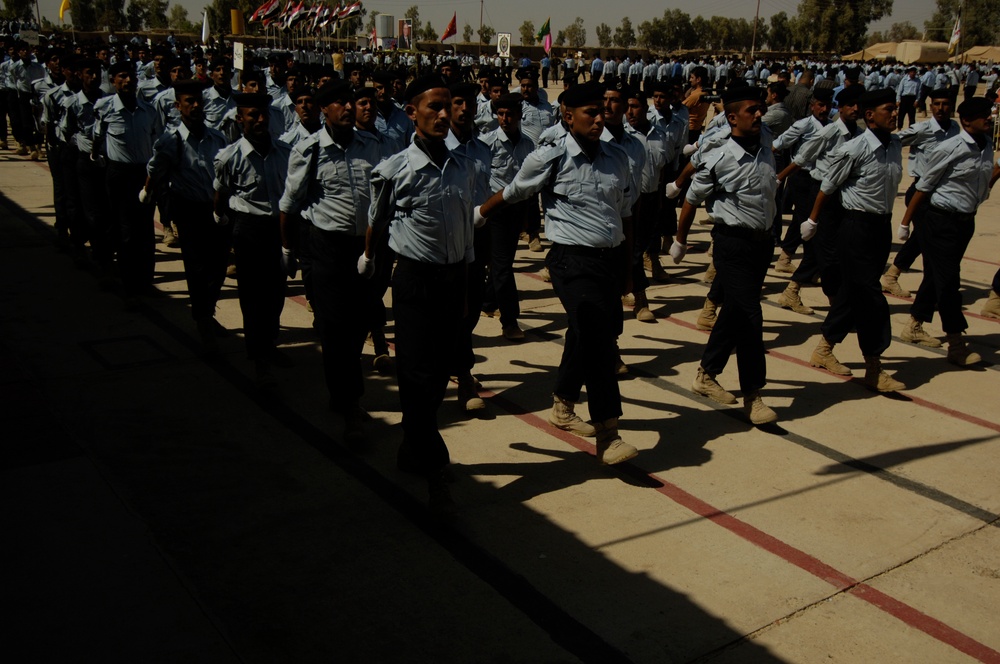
[353,85,377,101]
[516,67,538,81]
[495,92,523,111]
[607,81,631,100]
[209,58,231,71]
[722,85,764,106]
[232,92,272,109]
[811,87,834,103]
[562,81,605,108]
[344,63,364,74]
[290,85,316,102]
[928,87,954,100]
[403,75,448,102]
[314,80,352,107]
[859,88,896,110]
[172,79,209,96]
[835,84,864,106]
[76,57,101,73]
[957,97,992,120]
[449,82,480,101]
[108,60,132,77]
[59,54,78,71]
[370,70,394,85]
[477,67,494,78]
[650,80,671,95]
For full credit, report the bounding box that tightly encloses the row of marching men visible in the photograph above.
[33,47,1000,509]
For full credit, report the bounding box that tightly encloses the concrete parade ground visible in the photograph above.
[2,109,1000,660]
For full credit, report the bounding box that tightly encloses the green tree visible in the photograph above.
[886,21,921,41]
[205,1,256,37]
[595,22,612,48]
[404,5,421,39]
[563,17,586,49]
[0,0,34,20]
[168,4,196,33]
[613,17,635,49]
[518,19,535,46]
[768,11,792,50]
[463,22,473,42]
[927,0,998,46]
[478,25,495,45]
[132,0,169,30]
[419,21,437,42]
[125,2,144,31]
[692,15,713,49]
[365,10,380,34]
[792,0,893,53]
[554,30,566,47]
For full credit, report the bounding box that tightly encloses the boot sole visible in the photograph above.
[901,337,942,348]
[691,386,737,405]
[600,448,638,465]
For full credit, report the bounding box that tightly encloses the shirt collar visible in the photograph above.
[835,117,852,136]
[959,129,979,146]
[725,137,753,160]
[862,129,885,152]
[177,121,191,141]
[930,117,951,133]
[239,135,273,158]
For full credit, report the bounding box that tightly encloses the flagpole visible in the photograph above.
[479,0,483,58]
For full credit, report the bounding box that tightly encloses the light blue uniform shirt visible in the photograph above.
[445,130,492,205]
[916,130,995,214]
[897,116,959,178]
[355,127,404,162]
[62,89,105,154]
[214,136,292,217]
[537,121,568,147]
[502,133,632,248]
[686,138,777,231]
[600,126,644,210]
[271,92,297,134]
[474,98,498,135]
[202,86,236,129]
[368,140,478,265]
[94,94,158,164]
[796,117,863,183]
[147,122,228,203]
[137,77,167,104]
[481,126,534,193]
[519,98,558,144]
[821,129,903,215]
[279,121,316,147]
[41,83,73,144]
[896,76,921,99]
[279,127,380,235]
[626,122,669,194]
[773,114,826,168]
[375,103,413,146]
[152,86,181,133]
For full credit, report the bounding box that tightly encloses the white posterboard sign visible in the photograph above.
[497,33,511,58]
[233,42,245,71]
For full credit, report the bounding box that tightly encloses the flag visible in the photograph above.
[948,13,961,55]
[249,0,281,23]
[537,17,551,54]
[440,12,457,42]
[201,10,210,44]
[370,22,377,46]
[59,0,70,22]
[339,2,362,20]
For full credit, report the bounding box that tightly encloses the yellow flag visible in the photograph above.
[59,0,71,22]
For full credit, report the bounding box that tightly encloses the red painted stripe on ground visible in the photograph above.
[883,290,1000,325]
[660,313,1000,434]
[964,255,1000,268]
[479,386,1000,662]
[849,584,1000,663]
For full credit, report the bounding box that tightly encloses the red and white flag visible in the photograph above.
[249,0,281,23]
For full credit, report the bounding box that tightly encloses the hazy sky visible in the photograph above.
[36,0,944,42]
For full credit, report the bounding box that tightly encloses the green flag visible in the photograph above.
[536,17,550,40]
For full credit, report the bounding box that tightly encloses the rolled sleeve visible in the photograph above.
[278,142,312,215]
[819,147,854,195]
[367,168,394,236]
[685,165,715,206]
[503,146,558,204]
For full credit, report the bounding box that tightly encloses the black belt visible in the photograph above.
[712,223,772,242]
[929,205,975,222]
[551,243,621,258]
[396,254,466,273]
[843,209,892,223]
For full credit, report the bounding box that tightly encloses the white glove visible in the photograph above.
[357,252,375,278]
[682,142,697,157]
[213,211,229,226]
[138,188,150,204]
[665,182,681,199]
[280,246,298,278]
[473,205,486,228]
[800,219,818,242]
[668,240,687,264]
[897,223,910,241]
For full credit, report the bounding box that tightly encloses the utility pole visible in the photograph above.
[749,0,761,62]
[479,0,484,58]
